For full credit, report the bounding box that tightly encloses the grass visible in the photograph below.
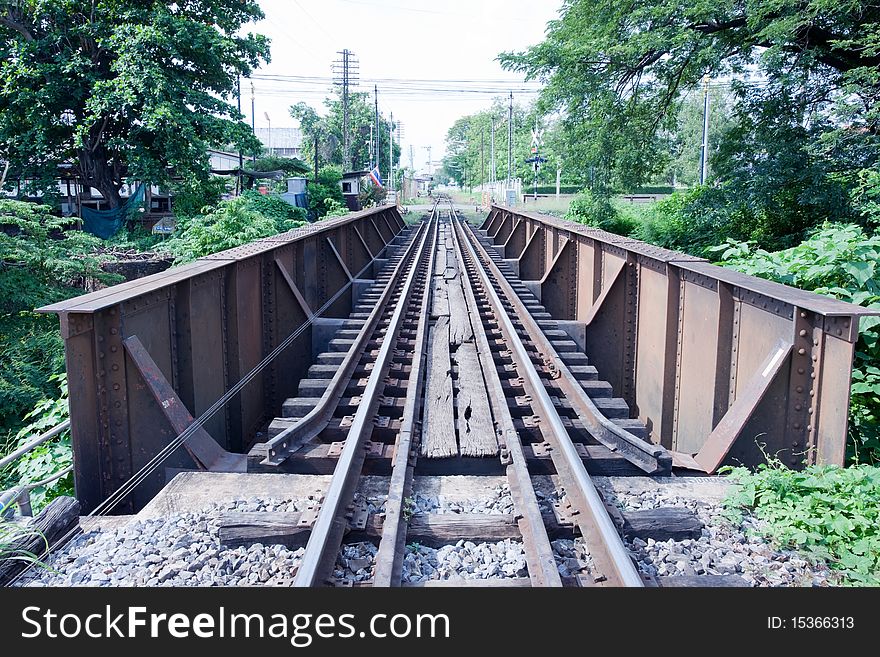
[722,458,880,586]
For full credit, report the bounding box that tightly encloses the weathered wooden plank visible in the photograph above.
[0,496,80,586]
[455,343,498,457]
[621,508,704,542]
[220,512,536,549]
[422,317,457,458]
[447,276,473,346]
[431,282,450,317]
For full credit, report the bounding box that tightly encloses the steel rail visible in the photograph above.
[449,204,562,587]
[454,211,644,587]
[263,224,419,465]
[294,215,434,587]
[373,202,440,586]
[466,227,672,474]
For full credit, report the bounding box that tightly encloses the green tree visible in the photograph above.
[500,0,880,217]
[0,1,269,208]
[441,99,562,190]
[0,200,118,441]
[290,92,400,174]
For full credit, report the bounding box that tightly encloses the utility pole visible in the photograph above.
[369,124,374,170]
[374,84,379,171]
[507,92,513,188]
[237,75,243,194]
[424,146,432,175]
[481,127,485,192]
[490,119,496,185]
[699,75,710,185]
[333,49,359,171]
[409,144,414,171]
[314,135,319,182]
[250,81,256,164]
[389,111,394,192]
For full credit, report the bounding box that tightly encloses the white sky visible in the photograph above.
[241,0,562,172]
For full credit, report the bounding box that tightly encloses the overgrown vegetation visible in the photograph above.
[162,191,306,263]
[0,201,118,511]
[305,166,347,221]
[723,459,880,586]
[0,373,73,510]
[0,201,117,440]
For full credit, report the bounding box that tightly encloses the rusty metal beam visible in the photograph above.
[122,336,245,472]
[694,340,793,472]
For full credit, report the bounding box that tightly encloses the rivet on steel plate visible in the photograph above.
[797,348,806,355]
[796,386,804,393]
[800,311,807,318]
[793,423,801,430]
[798,368,805,374]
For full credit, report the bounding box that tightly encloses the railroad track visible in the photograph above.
[236,199,694,587]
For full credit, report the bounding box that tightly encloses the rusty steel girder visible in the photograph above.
[481,205,878,471]
[38,206,407,513]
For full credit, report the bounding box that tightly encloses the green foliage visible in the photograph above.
[566,191,641,236]
[722,460,880,586]
[240,191,307,228]
[528,185,583,195]
[0,515,50,569]
[0,1,269,206]
[500,0,880,241]
[306,166,346,220]
[162,193,306,263]
[251,155,310,177]
[713,224,880,463]
[104,222,164,252]
[0,200,118,441]
[2,374,73,512]
[171,177,230,220]
[291,93,400,172]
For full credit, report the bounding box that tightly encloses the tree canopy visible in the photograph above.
[500,0,880,195]
[291,91,400,175]
[0,0,270,207]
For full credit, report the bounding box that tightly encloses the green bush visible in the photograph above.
[306,166,345,220]
[240,190,307,229]
[2,373,73,512]
[566,191,640,236]
[713,224,880,463]
[528,185,582,195]
[722,459,880,586]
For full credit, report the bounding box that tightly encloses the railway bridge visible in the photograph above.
[33,202,874,587]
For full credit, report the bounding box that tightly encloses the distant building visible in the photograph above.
[254,127,303,158]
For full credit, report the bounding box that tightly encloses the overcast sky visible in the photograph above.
[242,0,562,172]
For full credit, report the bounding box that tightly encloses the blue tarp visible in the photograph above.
[81,185,145,239]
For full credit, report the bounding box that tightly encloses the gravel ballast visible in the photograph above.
[16,476,833,587]
[595,480,833,586]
